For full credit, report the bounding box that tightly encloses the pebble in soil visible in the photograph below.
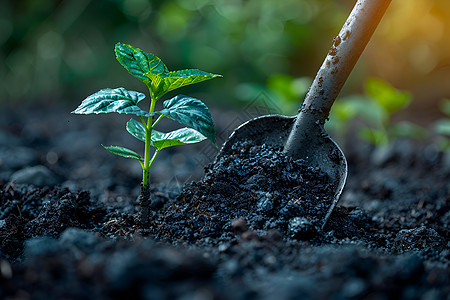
[155,141,366,242]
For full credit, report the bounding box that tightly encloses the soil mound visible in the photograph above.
[156,142,363,242]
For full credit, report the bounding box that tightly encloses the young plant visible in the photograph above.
[328,78,426,146]
[72,43,221,225]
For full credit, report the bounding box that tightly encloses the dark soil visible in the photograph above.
[157,142,337,242]
[0,105,449,300]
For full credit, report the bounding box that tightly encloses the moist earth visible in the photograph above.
[0,106,449,299]
[156,142,338,242]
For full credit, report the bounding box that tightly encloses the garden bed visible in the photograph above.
[0,106,449,299]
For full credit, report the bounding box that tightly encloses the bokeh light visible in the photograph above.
[367,0,450,123]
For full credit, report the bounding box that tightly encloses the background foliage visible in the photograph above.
[1,0,449,126]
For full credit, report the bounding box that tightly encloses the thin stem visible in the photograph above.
[139,116,147,127]
[142,131,151,186]
[142,89,158,187]
[151,115,164,128]
[148,149,160,169]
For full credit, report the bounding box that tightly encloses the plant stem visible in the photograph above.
[140,89,162,226]
[142,91,157,187]
[152,115,164,128]
[139,91,158,226]
[148,149,160,169]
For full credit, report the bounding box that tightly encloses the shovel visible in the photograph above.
[215,0,392,228]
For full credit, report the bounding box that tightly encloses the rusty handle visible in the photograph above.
[284,0,391,153]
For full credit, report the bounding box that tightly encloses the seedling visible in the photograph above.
[328,78,426,146]
[72,43,221,225]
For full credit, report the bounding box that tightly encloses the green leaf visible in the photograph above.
[435,119,450,136]
[126,118,146,142]
[145,69,222,100]
[389,121,427,141]
[365,78,411,114]
[72,88,150,117]
[157,95,216,146]
[151,128,206,150]
[115,42,169,87]
[102,145,143,162]
[437,137,450,152]
[115,43,221,100]
[126,118,208,149]
[332,95,386,127]
[439,99,450,116]
[357,127,388,146]
[267,74,310,107]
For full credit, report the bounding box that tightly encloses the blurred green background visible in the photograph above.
[1,0,449,125]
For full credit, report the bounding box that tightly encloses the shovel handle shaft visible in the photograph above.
[284,0,391,156]
[301,0,391,122]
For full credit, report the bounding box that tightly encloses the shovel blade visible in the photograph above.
[216,114,347,227]
[217,115,295,157]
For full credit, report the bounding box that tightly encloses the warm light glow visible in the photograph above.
[366,0,450,116]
